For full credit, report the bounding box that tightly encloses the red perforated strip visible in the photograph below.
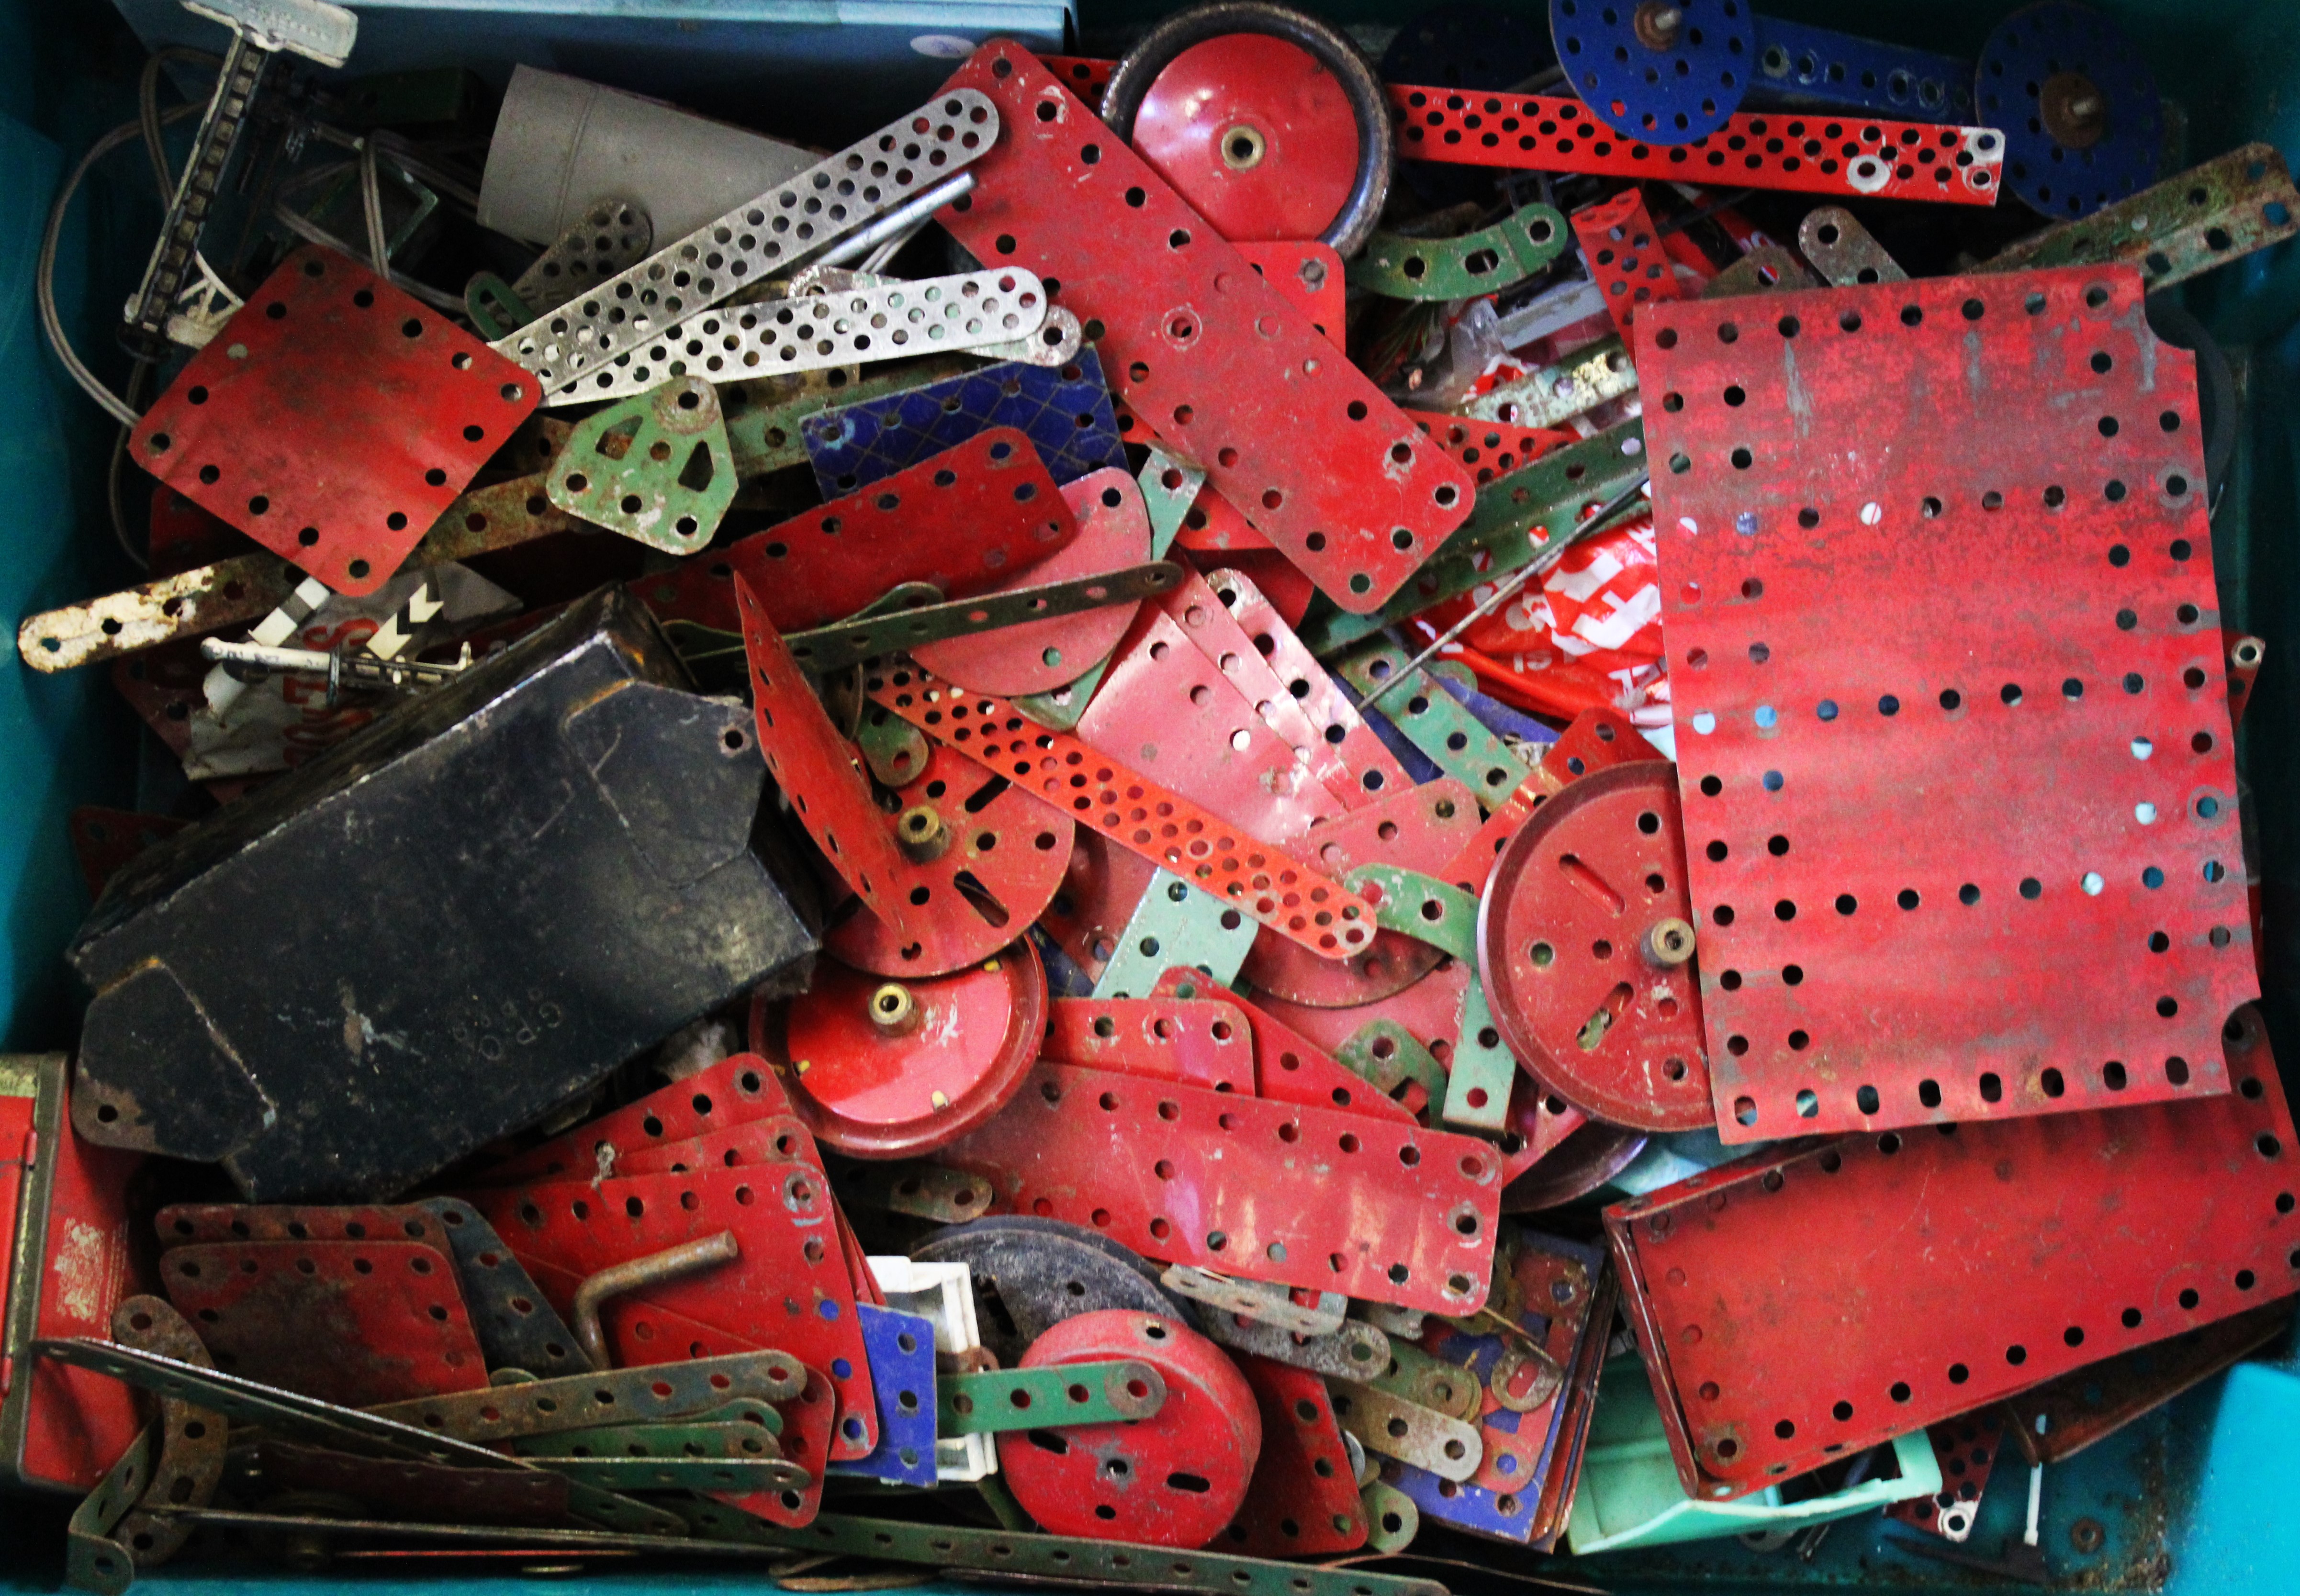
[1570,190,1684,355]
[865,663,1372,961]
[1389,86,2004,205]
[1043,997,1257,1092]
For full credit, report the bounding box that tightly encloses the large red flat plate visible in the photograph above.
[1642,264,2254,1142]
[937,1060,1503,1315]
[1605,1004,2300,1501]
[934,44,1472,614]
[132,247,540,595]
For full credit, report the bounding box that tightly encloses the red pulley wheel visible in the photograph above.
[997,1309,1262,1548]
[1477,761,1714,1132]
[1100,2,1393,255]
[775,941,1047,1159]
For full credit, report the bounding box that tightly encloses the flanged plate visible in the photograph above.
[1977,1,2161,218]
[1130,33,1367,246]
[779,941,1047,1159]
[1551,0,1756,145]
[998,1309,1263,1548]
[1479,761,1712,1132]
[824,742,1076,977]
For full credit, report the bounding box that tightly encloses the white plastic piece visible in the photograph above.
[182,0,356,66]
[540,269,1047,406]
[869,1255,997,1482]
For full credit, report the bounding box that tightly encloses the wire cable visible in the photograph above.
[357,134,392,273]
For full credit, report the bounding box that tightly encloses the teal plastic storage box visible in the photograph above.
[7,0,2300,1591]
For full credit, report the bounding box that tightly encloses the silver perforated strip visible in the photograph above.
[496,90,998,386]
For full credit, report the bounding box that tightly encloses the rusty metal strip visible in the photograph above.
[1604,1004,2300,1501]
[1980,144,2300,293]
[65,1428,147,1596]
[935,43,1474,616]
[1390,85,2005,205]
[366,1351,808,1441]
[865,663,1374,961]
[1701,244,1821,298]
[785,562,1181,674]
[1460,335,1637,431]
[938,1060,1501,1315]
[1160,1268,1346,1336]
[1796,207,1910,287]
[1197,1307,1392,1382]
[1328,1381,1483,1482]
[107,1298,224,1570]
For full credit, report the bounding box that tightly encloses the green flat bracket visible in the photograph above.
[512,1419,781,1462]
[723,355,978,479]
[463,272,532,342]
[1369,1342,1482,1421]
[1445,974,1517,1135]
[1349,202,1570,302]
[1093,870,1258,998]
[545,376,738,555]
[1335,1019,1448,1120]
[1342,865,1479,964]
[66,1430,149,1595]
[939,1360,1167,1436]
[1331,642,1529,804]
[1980,143,2300,295]
[976,1470,1035,1531]
[1139,446,1204,560]
[857,700,932,787]
[702,1510,1449,1596]
[1462,334,1637,429]
[1301,419,1648,655]
[1362,1479,1421,1552]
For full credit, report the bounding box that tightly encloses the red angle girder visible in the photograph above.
[865,663,1374,961]
[1604,1004,2300,1501]
[1570,190,1684,355]
[1641,263,2254,1143]
[1885,1411,2004,1539]
[1479,762,1714,1133]
[933,43,1474,615]
[1043,996,1258,1093]
[1223,1354,1367,1556]
[1388,86,2006,205]
[935,1060,1502,1315]
[131,247,542,595]
[159,1240,488,1407]
[998,1310,1262,1548]
[778,944,1047,1158]
[637,428,1073,636]
[820,742,1077,978]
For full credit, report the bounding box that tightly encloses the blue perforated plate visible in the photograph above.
[826,1303,941,1488]
[1551,0,1756,145]
[1977,0,2161,217]
[803,349,1127,497]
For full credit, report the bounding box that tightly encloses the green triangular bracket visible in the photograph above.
[546,376,738,554]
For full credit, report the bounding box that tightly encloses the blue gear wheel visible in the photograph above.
[1977,1,2162,218]
[1550,0,1755,145]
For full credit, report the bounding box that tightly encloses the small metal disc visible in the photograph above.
[1479,761,1713,1132]
[997,1310,1262,1548]
[1551,0,1757,145]
[1977,1,2161,218]
[777,942,1046,1159]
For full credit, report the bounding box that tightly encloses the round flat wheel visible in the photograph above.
[1479,761,1712,1132]
[776,941,1046,1159]
[998,1310,1261,1548]
[1977,1,2160,217]
[910,468,1150,698]
[1550,0,1755,145]
[824,743,1075,978]
[1100,2,1393,256]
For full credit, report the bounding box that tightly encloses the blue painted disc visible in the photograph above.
[1550,0,1756,145]
[1976,1,2161,218]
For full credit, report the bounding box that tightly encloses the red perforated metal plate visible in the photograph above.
[1405,413,1578,486]
[866,663,1373,961]
[1388,88,2005,205]
[1079,608,1349,842]
[1149,969,1414,1126]
[938,1060,1502,1314]
[740,577,919,943]
[777,945,1046,1158]
[1038,831,1161,983]
[469,1163,876,1460]
[1604,1004,2300,1502]
[1885,1412,2004,1540]
[1236,241,1346,344]
[1205,567,1408,800]
[1480,763,1712,1132]
[823,742,1076,977]
[1439,708,1662,896]
[936,44,1473,614]
[911,467,1148,695]
[131,247,541,595]
[159,1240,487,1407]
[1224,1354,1366,1555]
[640,429,1073,635]
[474,1052,791,1189]
[999,1310,1261,1548]
[1642,263,2254,1143]
[1153,566,1355,806]
[1253,958,1473,1067]
[1571,190,1683,356]
[1043,996,1257,1092]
